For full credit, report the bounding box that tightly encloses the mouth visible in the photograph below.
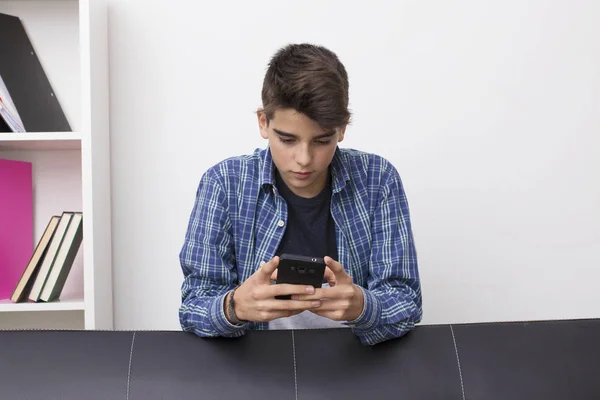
[292,171,312,179]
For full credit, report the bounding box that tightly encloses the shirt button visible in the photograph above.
[277,220,285,227]
[260,261,266,267]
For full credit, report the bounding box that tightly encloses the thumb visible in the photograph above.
[324,257,349,282]
[324,266,336,287]
[259,256,279,281]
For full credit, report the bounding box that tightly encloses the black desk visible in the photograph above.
[1,319,599,399]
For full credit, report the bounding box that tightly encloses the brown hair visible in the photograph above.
[260,43,351,130]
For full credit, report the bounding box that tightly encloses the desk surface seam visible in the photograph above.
[450,325,466,400]
[291,330,298,400]
[126,331,136,400]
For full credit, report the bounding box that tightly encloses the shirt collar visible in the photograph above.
[260,145,350,194]
[330,146,350,193]
[260,146,276,191]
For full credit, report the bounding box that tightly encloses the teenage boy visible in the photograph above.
[179,43,422,346]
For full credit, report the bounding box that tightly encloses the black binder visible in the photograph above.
[0,12,71,132]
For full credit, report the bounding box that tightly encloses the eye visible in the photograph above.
[316,140,331,145]
[279,137,295,144]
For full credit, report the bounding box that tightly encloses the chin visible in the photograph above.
[290,179,311,188]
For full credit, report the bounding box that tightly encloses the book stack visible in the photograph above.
[10,211,83,303]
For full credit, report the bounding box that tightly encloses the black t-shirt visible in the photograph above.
[275,170,338,261]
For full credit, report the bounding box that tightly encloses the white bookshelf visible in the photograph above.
[0,132,82,150]
[0,296,85,312]
[0,0,112,330]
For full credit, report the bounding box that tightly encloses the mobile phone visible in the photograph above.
[275,253,326,300]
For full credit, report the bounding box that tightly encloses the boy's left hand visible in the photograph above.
[292,256,364,321]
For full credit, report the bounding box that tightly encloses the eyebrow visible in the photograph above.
[273,128,337,140]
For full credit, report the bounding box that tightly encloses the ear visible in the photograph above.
[337,115,350,143]
[337,126,346,143]
[257,109,269,139]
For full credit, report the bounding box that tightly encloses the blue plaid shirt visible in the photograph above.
[179,146,422,345]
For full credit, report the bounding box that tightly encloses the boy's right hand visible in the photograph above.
[228,256,321,323]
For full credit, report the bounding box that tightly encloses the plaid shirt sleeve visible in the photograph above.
[347,164,423,346]
[178,170,248,338]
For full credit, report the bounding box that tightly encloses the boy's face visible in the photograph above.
[258,108,345,198]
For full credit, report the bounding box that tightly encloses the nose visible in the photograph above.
[295,144,312,168]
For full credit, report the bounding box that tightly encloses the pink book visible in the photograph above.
[0,158,33,300]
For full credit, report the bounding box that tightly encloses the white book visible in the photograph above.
[0,74,25,132]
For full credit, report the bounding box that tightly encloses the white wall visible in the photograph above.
[106,0,600,330]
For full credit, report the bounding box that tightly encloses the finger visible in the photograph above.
[264,299,321,311]
[292,287,337,301]
[268,283,316,298]
[258,256,280,280]
[304,299,346,312]
[324,257,351,284]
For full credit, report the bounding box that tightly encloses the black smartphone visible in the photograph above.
[275,253,326,300]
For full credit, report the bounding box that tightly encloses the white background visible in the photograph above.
[105,0,599,330]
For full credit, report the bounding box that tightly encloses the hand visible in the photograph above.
[270,265,337,287]
[292,257,364,321]
[228,256,322,323]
